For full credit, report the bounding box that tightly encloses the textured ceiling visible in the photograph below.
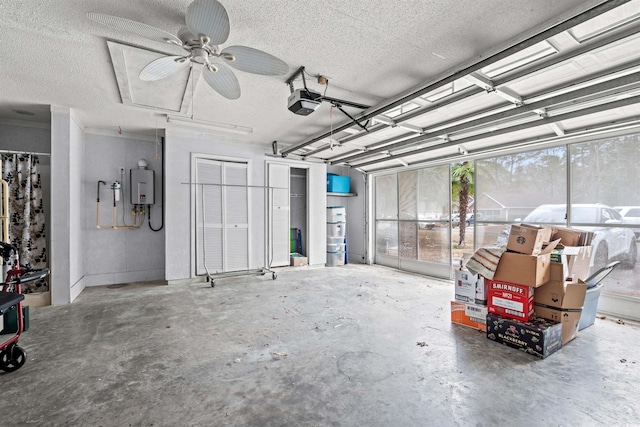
[0,0,615,150]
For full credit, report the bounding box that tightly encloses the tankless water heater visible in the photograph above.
[130,169,155,205]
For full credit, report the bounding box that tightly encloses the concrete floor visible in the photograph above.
[2,264,639,426]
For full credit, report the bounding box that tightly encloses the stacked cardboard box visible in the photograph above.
[486,313,562,359]
[451,269,488,331]
[481,224,590,358]
[290,252,308,267]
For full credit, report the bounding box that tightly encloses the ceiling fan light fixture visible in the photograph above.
[221,53,235,62]
[89,0,288,99]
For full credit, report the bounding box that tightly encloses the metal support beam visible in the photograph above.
[280,0,629,156]
[494,87,524,105]
[350,94,640,168]
[363,117,640,174]
[330,71,640,165]
[465,73,494,90]
[549,122,565,136]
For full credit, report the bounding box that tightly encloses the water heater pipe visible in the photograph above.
[96,180,144,229]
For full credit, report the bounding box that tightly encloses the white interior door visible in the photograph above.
[224,163,249,271]
[268,163,290,267]
[195,158,249,275]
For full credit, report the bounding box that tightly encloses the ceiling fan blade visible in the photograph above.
[87,13,182,45]
[221,46,289,76]
[186,0,230,45]
[202,62,241,100]
[139,56,190,81]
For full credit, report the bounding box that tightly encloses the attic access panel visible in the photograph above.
[107,41,196,114]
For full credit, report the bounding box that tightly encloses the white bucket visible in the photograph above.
[578,282,603,330]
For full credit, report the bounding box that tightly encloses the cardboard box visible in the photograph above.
[550,246,592,282]
[534,279,587,344]
[551,227,595,247]
[455,270,489,305]
[534,305,582,345]
[487,280,534,321]
[23,291,51,308]
[450,301,487,331]
[455,270,476,303]
[486,313,563,359]
[493,240,559,287]
[534,279,587,309]
[551,227,581,246]
[476,276,488,305]
[507,224,552,255]
[290,253,308,267]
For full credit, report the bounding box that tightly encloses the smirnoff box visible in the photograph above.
[486,313,563,359]
[487,279,534,322]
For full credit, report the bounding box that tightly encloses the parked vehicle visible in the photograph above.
[522,204,637,270]
[448,212,480,227]
[614,206,640,238]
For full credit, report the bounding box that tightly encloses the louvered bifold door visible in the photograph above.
[224,162,249,271]
[195,159,223,275]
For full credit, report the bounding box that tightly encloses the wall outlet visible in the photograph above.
[119,167,125,174]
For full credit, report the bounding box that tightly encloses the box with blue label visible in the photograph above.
[327,173,351,193]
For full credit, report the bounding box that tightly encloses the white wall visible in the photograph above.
[0,121,50,153]
[164,128,326,282]
[83,132,165,286]
[50,106,79,304]
[69,117,85,300]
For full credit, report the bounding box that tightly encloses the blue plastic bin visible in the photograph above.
[327,173,351,193]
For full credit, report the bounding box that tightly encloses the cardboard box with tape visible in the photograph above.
[534,279,587,344]
[493,239,560,287]
[507,224,552,255]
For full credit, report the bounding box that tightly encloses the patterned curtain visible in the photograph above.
[1,154,47,293]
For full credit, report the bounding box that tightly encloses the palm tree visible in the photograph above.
[452,161,474,247]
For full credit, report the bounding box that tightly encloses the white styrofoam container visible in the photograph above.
[327,243,346,252]
[327,222,346,237]
[326,251,346,267]
[327,206,347,222]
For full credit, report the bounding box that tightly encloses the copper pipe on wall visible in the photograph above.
[96,180,144,230]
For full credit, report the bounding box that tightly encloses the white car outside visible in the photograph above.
[614,206,640,238]
[522,204,637,271]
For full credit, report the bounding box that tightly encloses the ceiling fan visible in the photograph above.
[87,0,289,100]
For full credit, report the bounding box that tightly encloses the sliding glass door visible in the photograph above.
[374,165,451,278]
